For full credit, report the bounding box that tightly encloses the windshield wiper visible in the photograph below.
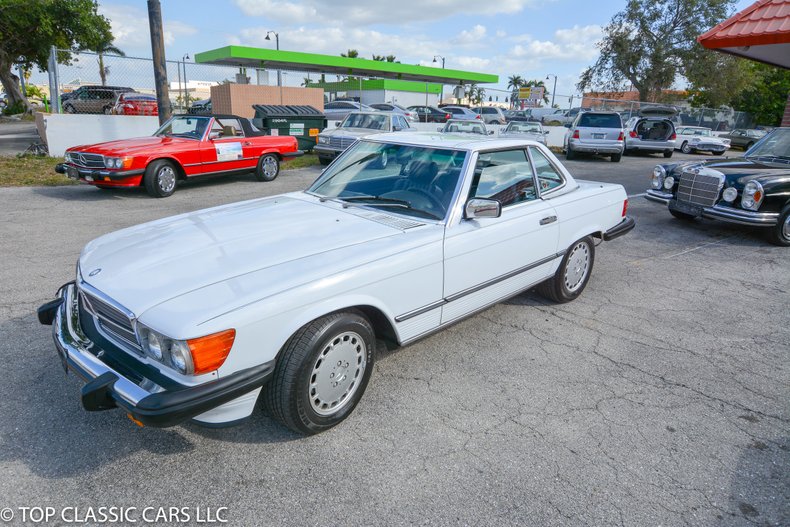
[338,195,443,221]
[747,154,790,164]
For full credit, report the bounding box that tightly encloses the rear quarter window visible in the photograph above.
[578,114,622,128]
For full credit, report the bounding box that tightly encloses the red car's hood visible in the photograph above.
[68,136,193,156]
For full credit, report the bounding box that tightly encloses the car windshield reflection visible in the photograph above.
[308,140,467,221]
[745,128,790,162]
[154,116,211,139]
[341,113,389,131]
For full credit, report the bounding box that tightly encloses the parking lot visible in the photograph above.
[1,151,787,526]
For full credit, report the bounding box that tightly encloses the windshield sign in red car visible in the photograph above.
[55,114,303,197]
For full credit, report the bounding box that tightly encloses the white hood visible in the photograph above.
[79,195,403,316]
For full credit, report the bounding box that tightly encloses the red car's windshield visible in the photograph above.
[155,116,210,139]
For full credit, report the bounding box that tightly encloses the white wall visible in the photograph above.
[41,114,160,157]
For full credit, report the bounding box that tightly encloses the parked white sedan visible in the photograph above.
[38,133,634,435]
[675,126,730,155]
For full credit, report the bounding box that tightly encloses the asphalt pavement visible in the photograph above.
[0,152,787,526]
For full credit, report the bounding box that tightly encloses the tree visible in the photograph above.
[507,74,524,108]
[465,84,485,106]
[340,49,359,58]
[372,54,385,61]
[92,38,125,86]
[385,55,398,63]
[577,0,735,102]
[728,63,790,126]
[0,0,114,111]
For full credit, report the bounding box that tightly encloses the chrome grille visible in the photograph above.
[79,289,141,353]
[67,151,105,169]
[677,170,724,207]
[328,136,356,150]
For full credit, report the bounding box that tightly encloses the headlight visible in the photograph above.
[136,324,235,375]
[690,138,701,143]
[317,136,329,144]
[722,187,738,202]
[104,157,116,168]
[114,157,124,168]
[651,166,666,189]
[663,176,675,190]
[741,181,764,210]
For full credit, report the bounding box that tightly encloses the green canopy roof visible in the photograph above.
[195,46,498,85]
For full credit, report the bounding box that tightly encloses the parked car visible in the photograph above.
[60,85,134,105]
[555,107,591,126]
[38,131,634,434]
[530,108,563,123]
[499,121,548,145]
[111,93,158,116]
[188,98,212,115]
[720,128,767,150]
[63,88,132,115]
[674,126,730,155]
[314,111,411,165]
[438,119,491,135]
[369,103,419,122]
[323,100,375,121]
[623,106,677,157]
[504,110,534,122]
[54,114,303,197]
[645,127,790,246]
[442,106,482,121]
[564,111,625,162]
[471,106,507,125]
[407,105,452,123]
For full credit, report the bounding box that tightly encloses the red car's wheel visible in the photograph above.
[144,160,178,198]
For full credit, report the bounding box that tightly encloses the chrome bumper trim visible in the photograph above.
[644,190,778,226]
[645,189,672,204]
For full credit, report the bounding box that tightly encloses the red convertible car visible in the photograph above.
[55,114,303,197]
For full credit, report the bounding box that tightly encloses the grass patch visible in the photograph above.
[0,155,72,187]
[548,146,564,154]
[283,152,320,170]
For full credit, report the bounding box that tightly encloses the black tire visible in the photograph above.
[611,153,622,162]
[143,159,178,198]
[767,205,790,247]
[663,150,673,158]
[669,208,696,221]
[64,104,75,114]
[623,148,632,156]
[681,142,693,154]
[318,156,331,166]
[745,141,754,151]
[565,144,576,160]
[263,311,376,435]
[254,153,280,182]
[712,150,724,156]
[95,185,113,190]
[537,236,595,303]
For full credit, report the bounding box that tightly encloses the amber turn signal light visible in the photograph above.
[187,329,236,375]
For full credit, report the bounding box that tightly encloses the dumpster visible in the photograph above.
[252,105,327,152]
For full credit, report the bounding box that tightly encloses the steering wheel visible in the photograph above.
[400,187,446,215]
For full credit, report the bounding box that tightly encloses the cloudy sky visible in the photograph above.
[95,0,755,103]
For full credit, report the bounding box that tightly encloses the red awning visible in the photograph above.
[698,0,790,68]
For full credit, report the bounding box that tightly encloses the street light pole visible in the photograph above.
[546,74,557,108]
[433,55,445,105]
[265,31,281,87]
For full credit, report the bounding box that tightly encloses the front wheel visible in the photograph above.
[745,141,754,151]
[663,150,673,158]
[318,156,331,166]
[263,311,376,435]
[681,142,693,154]
[537,236,595,303]
[767,205,790,246]
[255,153,280,182]
[143,160,178,198]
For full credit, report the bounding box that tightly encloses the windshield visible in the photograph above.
[687,128,712,137]
[578,113,622,128]
[154,116,210,139]
[308,141,467,220]
[341,113,389,131]
[443,121,486,134]
[745,128,790,160]
[504,122,542,133]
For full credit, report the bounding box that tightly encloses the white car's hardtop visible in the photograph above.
[364,131,546,151]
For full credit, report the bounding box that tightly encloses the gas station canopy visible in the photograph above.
[195,46,499,85]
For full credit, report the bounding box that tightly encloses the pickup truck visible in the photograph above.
[38,132,634,435]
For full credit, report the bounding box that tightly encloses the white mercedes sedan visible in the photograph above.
[39,133,634,435]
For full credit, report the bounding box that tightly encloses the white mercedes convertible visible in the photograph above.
[38,132,634,434]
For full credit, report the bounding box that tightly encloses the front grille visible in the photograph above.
[696,142,724,150]
[79,289,141,353]
[328,136,356,150]
[67,151,105,169]
[677,170,724,207]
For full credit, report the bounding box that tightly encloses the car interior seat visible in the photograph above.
[222,126,237,137]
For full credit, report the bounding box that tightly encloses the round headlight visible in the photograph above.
[722,187,738,202]
[741,181,764,211]
[169,340,191,374]
[146,331,164,361]
[663,176,675,190]
[318,136,328,144]
[114,158,123,168]
[104,157,115,168]
[651,166,666,189]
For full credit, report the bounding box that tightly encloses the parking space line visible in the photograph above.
[628,192,646,198]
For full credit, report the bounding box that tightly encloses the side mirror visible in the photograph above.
[335,121,341,127]
[464,198,501,219]
[208,131,220,140]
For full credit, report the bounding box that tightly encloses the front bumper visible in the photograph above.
[313,145,341,157]
[40,283,274,428]
[644,189,779,227]
[55,163,144,185]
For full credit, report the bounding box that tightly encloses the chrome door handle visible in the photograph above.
[540,215,557,225]
[243,141,252,146]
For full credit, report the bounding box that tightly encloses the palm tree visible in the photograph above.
[340,49,359,58]
[385,55,398,63]
[94,39,125,86]
[507,74,524,108]
[372,54,385,61]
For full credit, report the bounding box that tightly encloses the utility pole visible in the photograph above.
[546,74,557,108]
[148,0,170,124]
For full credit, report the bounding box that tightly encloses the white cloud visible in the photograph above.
[455,56,492,71]
[452,25,487,46]
[98,4,197,52]
[510,25,602,61]
[234,0,543,25]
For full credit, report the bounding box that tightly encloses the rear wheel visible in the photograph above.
[143,160,178,198]
[263,311,376,435]
[767,205,790,246]
[537,236,595,303]
[681,142,693,154]
[745,141,754,150]
[565,144,576,160]
[663,150,673,158]
[254,153,280,182]
[610,153,621,162]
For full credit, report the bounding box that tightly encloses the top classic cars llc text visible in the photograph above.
[1,506,228,524]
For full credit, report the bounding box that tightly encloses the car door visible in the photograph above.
[201,117,250,174]
[442,148,560,324]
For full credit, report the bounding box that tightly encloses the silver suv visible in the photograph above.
[623,106,677,158]
[471,106,506,125]
[564,111,624,162]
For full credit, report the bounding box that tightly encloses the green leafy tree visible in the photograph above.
[728,63,790,126]
[340,49,359,58]
[385,55,398,63]
[507,74,524,108]
[577,0,735,102]
[372,54,385,61]
[0,0,114,112]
